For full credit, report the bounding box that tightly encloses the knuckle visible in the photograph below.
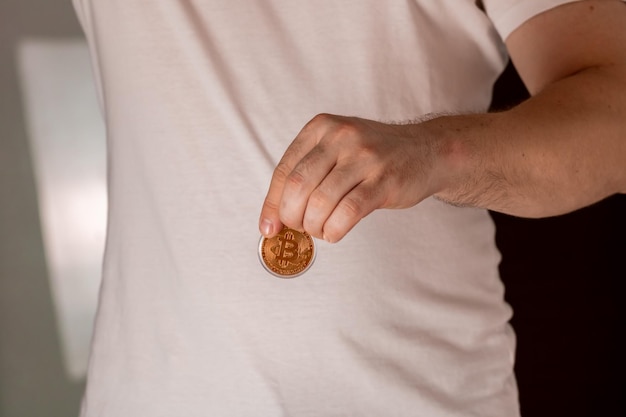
[327,120,361,145]
[302,113,334,135]
[272,162,292,182]
[285,169,307,190]
[335,119,360,136]
[341,185,382,217]
[262,196,280,212]
[311,113,334,125]
[355,145,380,165]
[338,194,366,219]
[308,188,331,208]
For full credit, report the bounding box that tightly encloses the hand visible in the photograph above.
[258,114,440,243]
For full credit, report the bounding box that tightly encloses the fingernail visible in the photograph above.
[260,219,274,236]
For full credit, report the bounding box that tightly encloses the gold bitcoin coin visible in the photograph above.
[258,227,316,278]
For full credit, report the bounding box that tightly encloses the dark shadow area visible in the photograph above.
[0,1,86,416]
[490,61,626,417]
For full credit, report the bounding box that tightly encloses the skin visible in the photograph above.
[259,0,626,243]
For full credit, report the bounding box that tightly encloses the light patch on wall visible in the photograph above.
[17,38,106,380]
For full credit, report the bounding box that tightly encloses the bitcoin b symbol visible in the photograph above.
[272,231,300,267]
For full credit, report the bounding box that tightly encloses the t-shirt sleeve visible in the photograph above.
[482,0,583,40]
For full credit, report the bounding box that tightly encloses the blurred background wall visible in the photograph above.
[1,1,93,416]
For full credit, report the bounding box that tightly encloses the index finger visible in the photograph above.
[258,122,318,237]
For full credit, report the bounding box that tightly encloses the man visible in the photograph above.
[73,1,625,416]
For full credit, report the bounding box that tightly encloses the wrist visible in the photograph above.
[416,115,481,202]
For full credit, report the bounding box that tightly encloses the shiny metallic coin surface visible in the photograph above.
[258,227,316,278]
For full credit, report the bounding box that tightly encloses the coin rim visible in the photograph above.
[258,229,316,279]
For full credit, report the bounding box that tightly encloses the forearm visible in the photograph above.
[426,65,626,218]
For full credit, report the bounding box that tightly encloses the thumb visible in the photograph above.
[259,192,283,238]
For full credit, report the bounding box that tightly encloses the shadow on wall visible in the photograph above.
[0,1,92,416]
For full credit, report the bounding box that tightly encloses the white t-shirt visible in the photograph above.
[72,1,578,416]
